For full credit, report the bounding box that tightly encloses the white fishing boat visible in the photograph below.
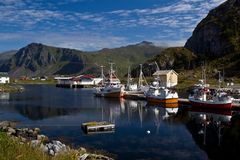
[145,62,178,104]
[189,69,232,110]
[94,63,124,98]
[145,78,178,103]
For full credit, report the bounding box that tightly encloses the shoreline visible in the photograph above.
[0,121,114,160]
[0,84,24,92]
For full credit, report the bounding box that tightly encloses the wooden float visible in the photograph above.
[81,121,115,134]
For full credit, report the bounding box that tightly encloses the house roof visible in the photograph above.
[80,74,95,79]
[152,70,178,76]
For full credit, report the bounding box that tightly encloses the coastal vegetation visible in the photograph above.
[0,84,24,92]
[0,122,113,160]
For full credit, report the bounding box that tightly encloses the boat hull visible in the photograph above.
[94,87,124,98]
[146,97,178,104]
[189,99,232,110]
[103,91,124,98]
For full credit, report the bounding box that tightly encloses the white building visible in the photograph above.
[152,70,178,88]
[54,75,102,87]
[0,72,10,84]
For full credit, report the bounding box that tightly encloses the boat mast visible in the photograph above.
[138,64,148,88]
[218,71,221,88]
[100,65,105,86]
[138,64,143,88]
[202,65,206,86]
[109,62,114,84]
[204,68,206,86]
[127,66,131,88]
[155,61,161,86]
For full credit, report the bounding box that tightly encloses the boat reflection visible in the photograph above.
[187,107,240,159]
[0,92,10,101]
[146,102,179,118]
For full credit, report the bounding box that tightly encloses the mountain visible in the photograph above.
[130,47,197,77]
[0,42,164,77]
[0,50,17,64]
[185,0,240,57]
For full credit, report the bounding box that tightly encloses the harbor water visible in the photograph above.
[0,85,240,159]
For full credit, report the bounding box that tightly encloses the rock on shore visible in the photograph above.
[0,121,113,160]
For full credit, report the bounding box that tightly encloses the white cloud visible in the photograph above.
[0,0,228,51]
[0,32,129,51]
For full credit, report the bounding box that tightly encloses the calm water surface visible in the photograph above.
[1,85,239,159]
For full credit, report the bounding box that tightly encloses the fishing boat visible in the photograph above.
[123,64,149,98]
[145,80,178,103]
[188,69,232,110]
[144,62,178,104]
[94,63,124,98]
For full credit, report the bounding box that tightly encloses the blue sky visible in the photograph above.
[0,0,226,52]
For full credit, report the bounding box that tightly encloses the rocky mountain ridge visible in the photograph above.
[0,42,164,77]
[185,0,240,57]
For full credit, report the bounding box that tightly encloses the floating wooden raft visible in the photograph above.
[81,121,115,134]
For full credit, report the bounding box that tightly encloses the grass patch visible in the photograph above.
[0,84,24,92]
[0,132,50,160]
[0,132,87,160]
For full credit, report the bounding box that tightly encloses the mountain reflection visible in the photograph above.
[187,108,240,160]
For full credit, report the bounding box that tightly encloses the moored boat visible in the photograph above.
[145,83,178,104]
[189,69,232,110]
[123,64,149,98]
[94,63,124,98]
[189,84,232,109]
[144,62,178,104]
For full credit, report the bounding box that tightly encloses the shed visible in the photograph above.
[152,70,178,87]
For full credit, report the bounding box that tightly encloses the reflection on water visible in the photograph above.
[187,108,240,160]
[0,85,208,159]
[0,92,9,101]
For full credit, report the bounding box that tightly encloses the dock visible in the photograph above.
[56,84,84,88]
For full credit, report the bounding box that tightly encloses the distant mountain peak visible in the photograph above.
[27,42,44,47]
[137,41,154,46]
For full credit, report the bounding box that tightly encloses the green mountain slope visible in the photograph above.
[0,42,164,77]
[131,47,197,77]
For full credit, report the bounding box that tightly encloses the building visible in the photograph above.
[152,70,178,87]
[0,72,10,84]
[54,75,102,88]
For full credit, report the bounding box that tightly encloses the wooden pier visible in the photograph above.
[56,84,84,88]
